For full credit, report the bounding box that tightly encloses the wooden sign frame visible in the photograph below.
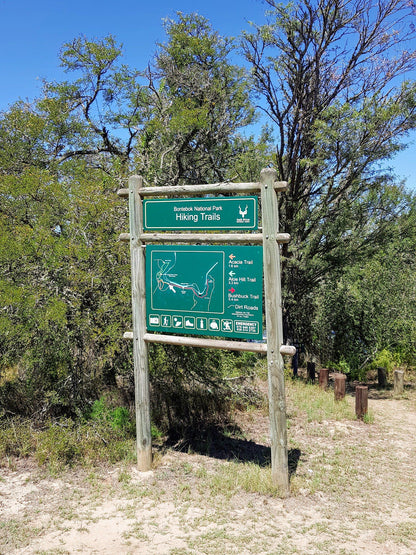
[118,168,295,496]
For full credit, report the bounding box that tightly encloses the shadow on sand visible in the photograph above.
[165,425,301,478]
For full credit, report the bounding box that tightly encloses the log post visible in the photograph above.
[355,385,368,419]
[261,168,289,497]
[377,367,387,388]
[334,373,346,400]
[129,175,152,471]
[319,368,329,389]
[394,370,404,395]
[307,362,316,383]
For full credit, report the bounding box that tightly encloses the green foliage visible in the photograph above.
[151,423,164,440]
[90,396,134,434]
[140,12,256,185]
[0,15,261,422]
[0,416,135,470]
[0,419,35,459]
[148,344,261,436]
[42,34,150,175]
[0,6,415,435]
[313,200,416,373]
[243,0,416,352]
[0,154,132,416]
[368,349,399,379]
[329,358,351,377]
[35,419,82,467]
[149,344,230,435]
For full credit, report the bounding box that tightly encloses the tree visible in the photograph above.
[0,156,132,416]
[0,17,262,419]
[30,35,152,178]
[9,17,257,186]
[139,12,256,185]
[243,0,416,346]
[313,192,416,372]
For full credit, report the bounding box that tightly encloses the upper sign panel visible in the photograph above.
[143,196,258,230]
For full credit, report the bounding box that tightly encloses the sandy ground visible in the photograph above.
[1,389,416,554]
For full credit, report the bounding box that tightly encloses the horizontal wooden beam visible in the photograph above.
[118,232,290,244]
[140,232,265,244]
[117,180,287,198]
[123,331,267,353]
[123,331,296,357]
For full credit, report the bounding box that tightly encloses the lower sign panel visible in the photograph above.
[146,245,263,340]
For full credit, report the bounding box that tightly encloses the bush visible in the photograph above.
[0,418,35,459]
[35,419,81,467]
[368,349,399,379]
[149,344,261,437]
[0,412,136,470]
[89,395,135,434]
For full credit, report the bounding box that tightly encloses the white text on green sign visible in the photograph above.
[143,197,258,230]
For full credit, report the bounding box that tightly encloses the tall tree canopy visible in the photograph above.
[242,0,416,346]
[0,13,264,416]
[139,12,257,184]
[24,14,258,185]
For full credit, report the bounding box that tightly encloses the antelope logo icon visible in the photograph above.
[238,205,248,218]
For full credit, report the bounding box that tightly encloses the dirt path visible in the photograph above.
[1,393,415,554]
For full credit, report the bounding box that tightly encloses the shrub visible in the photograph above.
[368,349,399,379]
[0,418,35,459]
[89,396,135,434]
[0,412,136,471]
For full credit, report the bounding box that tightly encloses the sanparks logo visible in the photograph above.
[236,203,251,224]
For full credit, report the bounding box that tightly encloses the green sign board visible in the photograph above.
[143,197,258,230]
[146,245,263,340]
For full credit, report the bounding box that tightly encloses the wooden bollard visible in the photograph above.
[377,367,387,388]
[307,361,316,383]
[319,368,329,389]
[355,385,368,419]
[334,373,346,400]
[394,370,404,395]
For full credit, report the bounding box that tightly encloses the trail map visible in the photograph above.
[146,245,263,340]
[151,250,224,314]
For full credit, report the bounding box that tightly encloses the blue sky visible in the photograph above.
[0,0,415,190]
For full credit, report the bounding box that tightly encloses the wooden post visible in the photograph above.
[394,370,404,395]
[319,368,329,389]
[129,175,152,471]
[334,373,346,400]
[261,168,289,497]
[355,385,368,419]
[377,367,387,388]
[307,361,316,383]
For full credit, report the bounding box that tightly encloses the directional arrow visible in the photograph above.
[228,287,236,293]
[168,284,176,292]
[229,254,235,260]
[229,271,236,277]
